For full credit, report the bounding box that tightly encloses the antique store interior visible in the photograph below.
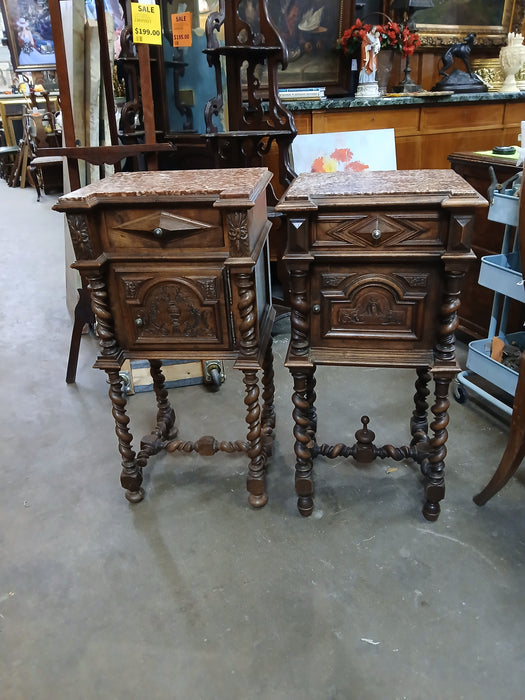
[1,0,525,698]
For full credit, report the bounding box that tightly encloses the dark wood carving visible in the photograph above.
[66,214,93,260]
[132,281,218,340]
[204,0,297,204]
[227,212,250,257]
[278,170,487,521]
[55,168,275,506]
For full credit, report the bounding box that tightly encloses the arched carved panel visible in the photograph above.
[312,268,441,345]
[111,267,230,350]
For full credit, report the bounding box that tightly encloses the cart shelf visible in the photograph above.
[456,184,524,415]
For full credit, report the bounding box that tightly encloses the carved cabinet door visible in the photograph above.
[108,263,232,352]
[309,263,443,357]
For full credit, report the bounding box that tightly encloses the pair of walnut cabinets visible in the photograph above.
[56,167,486,521]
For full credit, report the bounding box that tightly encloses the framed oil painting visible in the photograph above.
[0,0,56,71]
[267,0,354,94]
[400,0,525,48]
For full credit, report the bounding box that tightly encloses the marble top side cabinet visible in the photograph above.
[55,168,276,506]
[277,170,487,521]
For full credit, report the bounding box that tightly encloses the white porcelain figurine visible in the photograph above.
[500,32,525,93]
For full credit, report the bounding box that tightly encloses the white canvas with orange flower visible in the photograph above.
[292,128,396,174]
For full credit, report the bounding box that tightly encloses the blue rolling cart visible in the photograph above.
[456,175,525,415]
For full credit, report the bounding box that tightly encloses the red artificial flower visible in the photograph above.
[338,17,419,57]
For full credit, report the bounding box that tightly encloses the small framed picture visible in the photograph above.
[0,0,56,71]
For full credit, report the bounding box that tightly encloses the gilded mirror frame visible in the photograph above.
[387,0,525,49]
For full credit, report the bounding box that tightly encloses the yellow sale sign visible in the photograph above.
[131,3,162,45]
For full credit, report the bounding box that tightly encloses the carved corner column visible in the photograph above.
[285,235,316,517]
[283,210,316,515]
[422,264,466,520]
[79,262,145,502]
[225,206,270,508]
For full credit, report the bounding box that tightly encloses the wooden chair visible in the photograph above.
[25,109,63,200]
[0,145,20,181]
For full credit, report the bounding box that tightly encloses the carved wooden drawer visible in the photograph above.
[109,264,231,352]
[310,263,442,354]
[312,209,443,253]
[101,207,227,254]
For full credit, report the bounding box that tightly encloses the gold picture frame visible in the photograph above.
[267,0,354,94]
[403,0,525,49]
[0,0,56,71]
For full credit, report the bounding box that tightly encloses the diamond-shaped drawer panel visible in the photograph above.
[312,210,443,252]
[102,207,226,253]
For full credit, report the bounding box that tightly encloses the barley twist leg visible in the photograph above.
[422,375,451,521]
[292,367,316,517]
[261,337,276,457]
[106,368,143,503]
[149,359,176,438]
[411,366,431,446]
[243,368,267,508]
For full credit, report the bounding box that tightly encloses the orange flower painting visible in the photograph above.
[293,129,397,174]
[311,148,370,173]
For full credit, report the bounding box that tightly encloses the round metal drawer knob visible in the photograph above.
[372,228,382,240]
[135,317,144,327]
[153,227,164,238]
[312,304,321,314]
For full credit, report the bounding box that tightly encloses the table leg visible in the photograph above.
[474,352,525,505]
[243,368,268,508]
[411,366,431,446]
[106,368,144,503]
[149,359,176,437]
[422,374,451,521]
[291,366,316,517]
[261,337,276,457]
[136,360,178,465]
[66,283,95,384]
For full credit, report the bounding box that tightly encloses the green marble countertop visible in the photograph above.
[283,91,525,111]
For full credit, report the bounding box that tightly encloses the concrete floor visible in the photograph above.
[1,179,525,699]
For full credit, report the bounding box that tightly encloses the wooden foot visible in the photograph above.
[125,487,145,503]
[248,491,269,508]
[423,482,445,521]
[297,495,314,517]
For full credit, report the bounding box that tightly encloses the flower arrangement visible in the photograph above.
[339,17,420,58]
